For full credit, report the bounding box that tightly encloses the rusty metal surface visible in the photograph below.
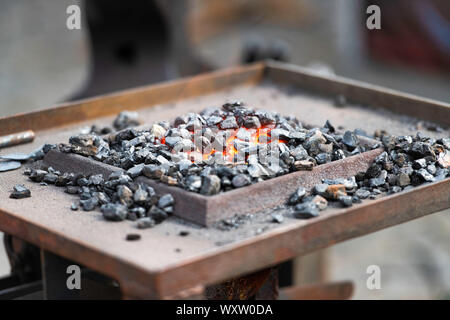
[44,147,383,227]
[0,62,449,299]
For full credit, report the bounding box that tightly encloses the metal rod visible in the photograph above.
[0,130,35,148]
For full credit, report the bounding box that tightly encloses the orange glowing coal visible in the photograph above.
[162,125,286,163]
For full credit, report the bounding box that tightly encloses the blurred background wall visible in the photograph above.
[0,0,449,299]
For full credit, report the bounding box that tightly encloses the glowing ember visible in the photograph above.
[161,124,286,163]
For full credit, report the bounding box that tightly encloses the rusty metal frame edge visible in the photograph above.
[265,60,450,126]
[154,179,450,297]
[0,62,267,136]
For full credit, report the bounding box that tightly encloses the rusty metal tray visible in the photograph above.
[0,61,449,299]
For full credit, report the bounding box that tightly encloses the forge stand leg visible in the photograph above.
[41,250,121,300]
[204,267,279,300]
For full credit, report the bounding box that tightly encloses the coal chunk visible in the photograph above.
[147,205,168,224]
[126,234,141,241]
[136,217,155,229]
[200,175,221,195]
[293,202,319,219]
[157,194,174,209]
[271,213,284,224]
[288,187,306,205]
[101,203,128,221]
[342,131,359,150]
[231,174,251,188]
[10,185,31,199]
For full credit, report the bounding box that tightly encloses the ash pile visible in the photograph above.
[59,102,380,195]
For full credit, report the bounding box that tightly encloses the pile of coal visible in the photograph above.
[289,133,449,219]
[25,166,175,229]
[61,102,377,195]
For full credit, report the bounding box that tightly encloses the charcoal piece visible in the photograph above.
[133,185,148,204]
[355,189,370,199]
[369,177,386,188]
[288,187,306,205]
[29,169,47,182]
[315,153,331,165]
[411,169,435,185]
[207,116,222,127]
[158,194,174,209]
[312,195,328,210]
[43,173,58,184]
[65,186,79,194]
[338,195,353,207]
[142,165,166,180]
[220,116,238,129]
[388,186,402,194]
[76,177,90,187]
[290,145,308,160]
[352,195,362,203]
[80,197,99,211]
[271,213,284,224]
[95,192,110,205]
[200,175,221,195]
[231,174,251,188]
[150,124,166,138]
[333,149,346,160]
[163,206,174,214]
[324,120,335,133]
[127,164,144,178]
[409,142,434,159]
[397,173,411,187]
[10,185,31,199]
[293,160,314,171]
[165,136,182,148]
[394,153,408,167]
[243,116,261,129]
[255,110,276,125]
[113,111,140,130]
[186,175,202,191]
[247,163,269,178]
[313,184,328,196]
[324,184,347,200]
[126,234,141,241]
[147,206,168,224]
[293,202,319,219]
[412,158,427,170]
[70,203,79,211]
[178,230,190,237]
[101,203,128,221]
[365,164,381,179]
[427,164,436,175]
[156,155,169,165]
[437,150,450,169]
[117,185,133,206]
[136,217,156,229]
[270,129,291,141]
[342,131,359,150]
[160,175,178,186]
